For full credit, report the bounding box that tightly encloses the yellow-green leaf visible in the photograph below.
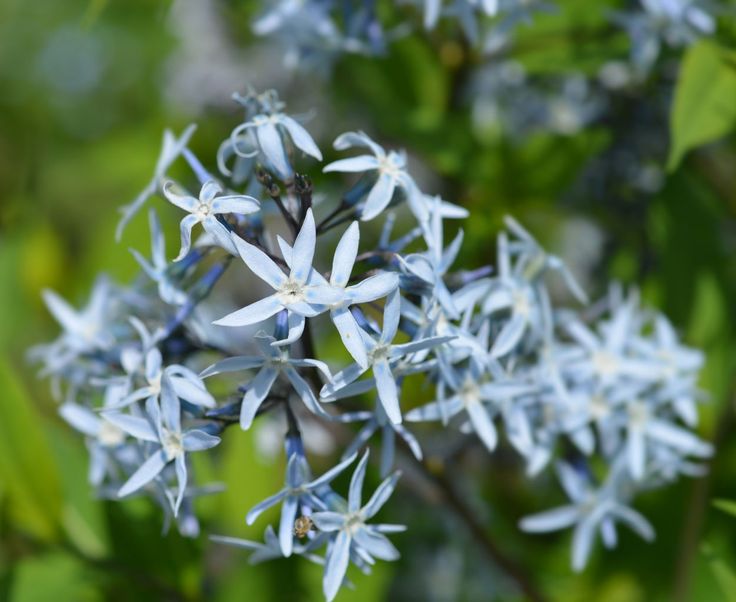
[668,41,736,171]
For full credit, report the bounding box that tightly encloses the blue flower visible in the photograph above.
[200,331,331,429]
[104,393,221,514]
[321,289,454,424]
[213,208,343,330]
[163,179,261,260]
[324,131,423,222]
[311,451,404,602]
[245,449,358,556]
[519,462,654,571]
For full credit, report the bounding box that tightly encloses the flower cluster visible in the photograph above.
[34,89,711,599]
[252,0,719,68]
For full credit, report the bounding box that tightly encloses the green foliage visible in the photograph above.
[668,41,736,170]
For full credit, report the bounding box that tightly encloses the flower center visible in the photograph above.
[345,512,364,535]
[368,343,391,364]
[378,153,403,179]
[628,400,648,429]
[512,289,531,317]
[98,420,126,446]
[459,380,481,407]
[195,202,211,219]
[277,278,306,305]
[592,350,619,378]
[589,393,610,420]
[163,430,184,460]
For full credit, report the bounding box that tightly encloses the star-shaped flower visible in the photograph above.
[312,451,404,602]
[519,462,654,571]
[212,208,343,330]
[324,131,423,222]
[105,393,221,514]
[201,331,331,429]
[276,220,399,367]
[245,450,358,557]
[163,179,261,260]
[321,289,454,424]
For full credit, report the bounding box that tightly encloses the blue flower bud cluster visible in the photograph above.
[34,89,711,600]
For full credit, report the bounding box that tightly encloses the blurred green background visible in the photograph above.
[2,0,736,600]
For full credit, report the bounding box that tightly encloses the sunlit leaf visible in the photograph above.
[668,42,736,171]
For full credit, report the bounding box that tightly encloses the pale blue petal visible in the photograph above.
[349,450,370,512]
[331,221,359,287]
[323,530,351,602]
[284,366,328,418]
[323,155,379,173]
[311,511,346,532]
[290,209,316,284]
[610,504,654,541]
[320,363,367,399]
[374,359,401,425]
[405,396,463,422]
[240,366,279,429]
[647,420,713,457]
[118,449,167,497]
[380,427,395,478]
[271,312,305,347]
[200,180,222,203]
[59,403,100,437]
[362,472,399,519]
[571,516,597,572]
[490,313,527,358]
[279,494,299,557]
[331,307,368,369]
[466,401,497,451]
[230,233,287,289]
[163,182,198,212]
[202,216,237,255]
[280,115,322,160]
[256,120,290,177]
[174,454,187,516]
[390,335,454,358]
[213,295,283,327]
[361,173,396,221]
[182,430,221,452]
[346,272,399,304]
[332,131,385,157]
[175,214,200,261]
[42,289,83,335]
[380,289,401,344]
[246,488,287,526]
[353,527,399,561]
[102,412,158,442]
[627,428,646,480]
[200,356,264,378]
[170,375,215,408]
[160,373,181,434]
[211,194,260,215]
[556,463,588,503]
[519,505,580,533]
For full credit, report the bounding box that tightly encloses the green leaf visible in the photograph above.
[668,41,736,171]
[713,499,736,519]
[0,358,63,541]
[10,552,101,602]
[703,543,736,602]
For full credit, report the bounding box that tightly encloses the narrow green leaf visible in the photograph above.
[713,499,736,519]
[0,358,63,541]
[668,41,736,171]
